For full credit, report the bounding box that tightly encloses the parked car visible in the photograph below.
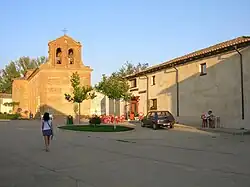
[141,110,175,130]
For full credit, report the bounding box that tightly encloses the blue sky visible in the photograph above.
[0,0,249,84]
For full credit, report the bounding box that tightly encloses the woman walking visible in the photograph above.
[41,112,53,152]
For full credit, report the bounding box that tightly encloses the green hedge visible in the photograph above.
[58,125,134,132]
[0,114,21,120]
[89,117,101,125]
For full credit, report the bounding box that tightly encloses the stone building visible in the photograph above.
[12,35,92,118]
[126,36,250,129]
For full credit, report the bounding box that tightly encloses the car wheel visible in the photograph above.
[153,123,158,130]
[169,122,174,129]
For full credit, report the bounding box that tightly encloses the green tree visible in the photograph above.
[95,61,148,106]
[15,56,47,76]
[73,103,79,116]
[95,62,148,126]
[0,61,21,93]
[117,61,149,77]
[0,56,47,93]
[96,73,132,101]
[65,72,96,124]
[95,73,132,129]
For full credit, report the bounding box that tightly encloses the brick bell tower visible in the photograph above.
[47,32,84,69]
[38,32,92,117]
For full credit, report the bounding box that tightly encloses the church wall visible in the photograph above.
[12,79,28,112]
[27,72,41,116]
[12,35,93,119]
[39,69,91,117]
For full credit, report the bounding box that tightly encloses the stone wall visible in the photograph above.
[12,79,28,112]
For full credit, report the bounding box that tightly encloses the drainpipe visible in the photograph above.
[173,66,180,117]
[145,75,149,114]
[235,47,244,120]
[164,66,180,117]
[138,75,149,114]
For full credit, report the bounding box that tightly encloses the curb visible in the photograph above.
[174,124,198,129]
[0,119,10,122]
[197,128,250,135]
[174,124,250,136]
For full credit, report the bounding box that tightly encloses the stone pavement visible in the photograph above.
[1,120,250,187]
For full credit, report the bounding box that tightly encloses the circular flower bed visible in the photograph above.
[58,125,134,132]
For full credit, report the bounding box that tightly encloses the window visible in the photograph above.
[150,99,157,110]
[56,48,62,64]
[158,111,167,116]
[200,63,207,76]
[130,79,137,88]
[68,48,74,64]
[151,76,156,85]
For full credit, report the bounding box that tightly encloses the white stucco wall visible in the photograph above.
[90,92,106,115]
[90,92,125,116]
[129,46,250,129]
[0,98,13,113]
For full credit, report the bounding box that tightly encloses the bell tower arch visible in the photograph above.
[48,34,83,68]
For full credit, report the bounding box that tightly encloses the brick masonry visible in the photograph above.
[12,35,92,118]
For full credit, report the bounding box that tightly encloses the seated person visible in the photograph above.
[207,110,215,128]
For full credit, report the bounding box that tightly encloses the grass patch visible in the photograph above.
[58,125,134,132]
[0,114,20,120]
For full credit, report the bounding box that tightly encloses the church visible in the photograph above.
[12,35,92,118]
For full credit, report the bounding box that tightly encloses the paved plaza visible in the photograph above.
[1,120,250,187]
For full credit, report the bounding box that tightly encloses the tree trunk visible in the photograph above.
[113,99,116,130]
[78,103,81,124]
[125,101,128,120]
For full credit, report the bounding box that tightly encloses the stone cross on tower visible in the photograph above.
[62,28,68,35]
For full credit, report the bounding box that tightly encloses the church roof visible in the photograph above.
[126,36,250,79]
[12,69,37,80]
[12,77,27,81]
[48,34,81,46]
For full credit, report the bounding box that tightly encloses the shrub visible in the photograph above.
[89,116,101,126]
[0,113,21,120]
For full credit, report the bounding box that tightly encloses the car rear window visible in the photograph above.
[156,111,174,117]
[157,112,166,116]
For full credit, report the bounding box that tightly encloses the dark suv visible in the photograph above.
[141,110,175,130]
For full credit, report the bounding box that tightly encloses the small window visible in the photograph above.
[200,63,207,76]
[68,48,74,64]
[150,99,157,110]
[56,48,62,64]
[130,79,137,88]
[151,76,156,85]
